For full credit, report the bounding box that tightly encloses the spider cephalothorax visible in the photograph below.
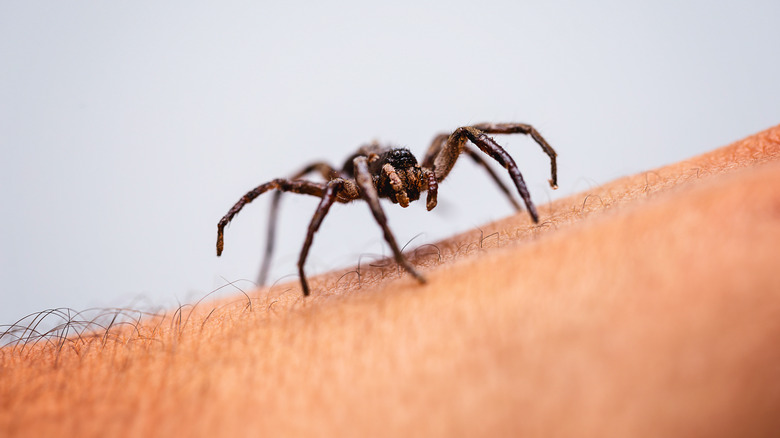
[217,122,558,296]
[364,146,426,207]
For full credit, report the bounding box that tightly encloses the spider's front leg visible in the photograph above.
[424,134,522,212]
[353,156,426,285]
[471,122,558,189]
[424,124,558,223]
[455,126,541,222]
[216,178,327,257]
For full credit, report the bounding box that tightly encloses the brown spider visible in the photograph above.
[217,122,558,296]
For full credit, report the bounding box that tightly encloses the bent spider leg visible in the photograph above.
[216,178,327,258]
[259,161,338,285]
[464,146,523,211]
[452,126,540,222]
[470,122,558,189]
[297,179,344,296]
[353,156,426,284]
[421,130,522,211]
[421,132,450,169]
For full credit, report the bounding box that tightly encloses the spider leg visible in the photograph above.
[353,156,426,284]
[260,162,339,285]
[470,122,558,189]
[297,179,344,296]
[420,134,449,211]
[445,126,541,222]
[464,147,523,211]
[216,178,327,258]
[423,132,522,211]
[421,133,450,169]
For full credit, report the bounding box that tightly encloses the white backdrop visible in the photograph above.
[2,1,779,326]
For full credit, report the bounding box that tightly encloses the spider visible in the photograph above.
[217,122,558,296]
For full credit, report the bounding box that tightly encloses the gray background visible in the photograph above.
[2,1,779,326]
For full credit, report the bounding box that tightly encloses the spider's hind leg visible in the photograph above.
[259,162,339,285]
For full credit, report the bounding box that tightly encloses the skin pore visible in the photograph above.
[1,125,779,437]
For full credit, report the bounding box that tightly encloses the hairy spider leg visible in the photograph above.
[421,133,450,169]
[422,133,522,211]
[297,179,344,296]
[216,178,327,258]
[424,123,558,206]
[463,148,524,211]
[260,162,340,285]
[439,127,541,222]
[353,156,426,285]
[470,122,558,189]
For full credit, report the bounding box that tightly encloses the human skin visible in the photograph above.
[1,125,779,437]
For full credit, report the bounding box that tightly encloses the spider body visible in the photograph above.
[217,123,558,296]
[349,146,426,207]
